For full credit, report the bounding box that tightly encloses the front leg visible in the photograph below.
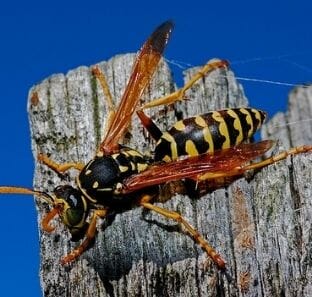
[61,208,108,265]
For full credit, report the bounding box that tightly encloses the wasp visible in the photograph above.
[0,21,311,271]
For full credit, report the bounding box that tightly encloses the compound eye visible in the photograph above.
[67,193,79,208]
[53,185,81,208]
[53,185,87,228]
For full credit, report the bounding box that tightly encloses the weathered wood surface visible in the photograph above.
[28,54,312,297]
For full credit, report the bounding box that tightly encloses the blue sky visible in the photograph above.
[0,1,311,296]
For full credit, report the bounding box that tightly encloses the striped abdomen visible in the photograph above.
[154,108,266,162]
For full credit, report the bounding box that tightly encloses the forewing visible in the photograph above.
[122,140,274,193]
[100,21,174,154]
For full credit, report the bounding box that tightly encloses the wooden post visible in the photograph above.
[28,54,312,296]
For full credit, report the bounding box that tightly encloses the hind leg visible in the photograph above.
[139,59,229,110]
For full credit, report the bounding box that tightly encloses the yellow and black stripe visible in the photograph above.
[154,108,266,162]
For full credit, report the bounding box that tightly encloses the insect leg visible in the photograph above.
[241,145,312,171]
[38,153,85,174]
[61,208,108,265]
[41,207,60,232]
[139,197,226,270]
[139,59,229,110]
[92,66,116,136]
[197,145,312,181]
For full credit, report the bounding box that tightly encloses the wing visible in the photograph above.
[121,140,274,194]
[100,21,174,154]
